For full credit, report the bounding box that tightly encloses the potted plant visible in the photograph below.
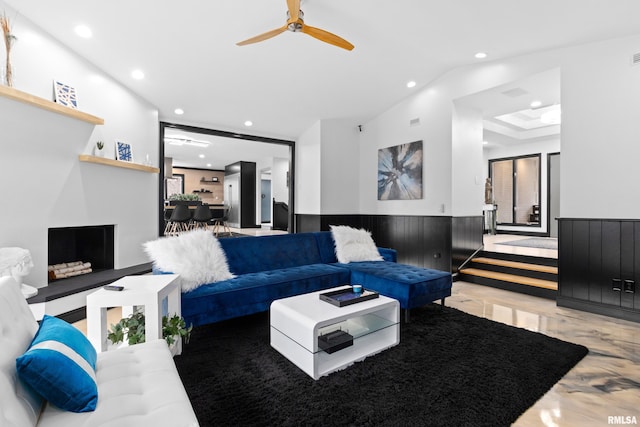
[107,309,192,354]
[168,193,202,206]
[94,141,105,157]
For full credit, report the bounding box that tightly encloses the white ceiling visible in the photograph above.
[6,0,640,142]
[164,129,290,170]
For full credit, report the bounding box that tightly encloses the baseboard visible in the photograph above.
[557,296,640,323]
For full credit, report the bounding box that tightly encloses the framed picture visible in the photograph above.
[378,140,423,200]
[165,174,184,198]
[53,80,78,109]
[116,141,133,162]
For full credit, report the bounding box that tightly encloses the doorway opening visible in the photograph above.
[158,122,295,236]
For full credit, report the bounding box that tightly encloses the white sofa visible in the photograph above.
[0,276,199,427]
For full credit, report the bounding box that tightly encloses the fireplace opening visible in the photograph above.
[48,225,115,283]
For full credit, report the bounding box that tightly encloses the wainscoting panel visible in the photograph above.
[558,218,640,322]
[295,214,483,273]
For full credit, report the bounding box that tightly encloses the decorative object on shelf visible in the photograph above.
[115,140,132,162]
[1,11,16,87]
[200,177,220,183]
[53,80,78,108]
[378,140,423,200]
[107,309,192,347]
[94,141,105,157]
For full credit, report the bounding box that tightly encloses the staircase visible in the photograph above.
[458,251,557,299]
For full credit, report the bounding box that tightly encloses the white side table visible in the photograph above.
[86,274,181,355]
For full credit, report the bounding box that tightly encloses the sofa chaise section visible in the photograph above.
[312,231,452,320]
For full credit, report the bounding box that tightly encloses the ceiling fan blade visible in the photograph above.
[287,0,300,22]
[301,25,354,51]
[236,25,288,46]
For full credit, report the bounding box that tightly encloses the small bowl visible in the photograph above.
[352,284,363,294]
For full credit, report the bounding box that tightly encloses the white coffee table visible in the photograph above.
[270,285,399,380]
[86,274,181,354]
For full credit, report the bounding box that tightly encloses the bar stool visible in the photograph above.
[163,209,173,234]
[213,206,232,237]
[191,204,213,230]
[166,204,191,235]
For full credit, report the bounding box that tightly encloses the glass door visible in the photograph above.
[490,154,540,226]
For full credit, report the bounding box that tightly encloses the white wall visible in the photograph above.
[357,86,454,216]
[354,34,640,220]
[560,37,640,218]
[295,121,321,214]
[0,2,159,287]
[272,157,289,204]
[319,119,360,214]
[451,104,485,215]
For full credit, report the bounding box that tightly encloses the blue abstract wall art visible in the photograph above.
[378,140,423,200]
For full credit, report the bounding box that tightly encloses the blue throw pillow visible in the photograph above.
[16,315,98,412]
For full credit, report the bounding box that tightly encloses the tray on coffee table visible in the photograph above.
[319,287,379,307]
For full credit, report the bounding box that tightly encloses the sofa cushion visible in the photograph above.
[16,315,98,413]
[144,229,235,292]
[330,225,383,263]
[313,231,397,263]
[37,340,199,427]
[182,263,350,326]
[342,262,452,309]
[219,233,324,275]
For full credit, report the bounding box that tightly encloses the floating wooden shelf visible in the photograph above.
[79,154,159,173]
[0,85,104,125]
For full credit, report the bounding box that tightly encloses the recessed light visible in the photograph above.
[206,163,212,167]
[131,69,145,80]
[174,108,184,115]
[530,100,542,108]
[74,25,92,38]
[244,120,253,127]
[406,81,416,88]
[482,141,488,145]
[199,154,205,159]
[474,52,487,59]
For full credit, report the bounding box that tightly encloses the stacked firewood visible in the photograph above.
[48,261,92,280]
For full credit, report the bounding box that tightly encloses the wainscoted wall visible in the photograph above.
[296,214,483,273]
[558,218,640,322]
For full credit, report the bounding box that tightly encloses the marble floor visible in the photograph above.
[449,281,639,427]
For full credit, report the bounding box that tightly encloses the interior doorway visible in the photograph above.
[158,122,295,236]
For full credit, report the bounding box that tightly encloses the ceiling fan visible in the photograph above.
[236,0,354,51]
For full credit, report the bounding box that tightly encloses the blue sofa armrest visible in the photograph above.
[378,247,397,263]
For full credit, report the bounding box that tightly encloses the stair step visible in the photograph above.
[460,268,558,290]
[472,257,558,275]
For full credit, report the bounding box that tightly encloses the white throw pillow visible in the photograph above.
[143,229,235,292]
[330,225,383,264]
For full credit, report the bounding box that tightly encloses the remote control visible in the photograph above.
[104,285,124,291]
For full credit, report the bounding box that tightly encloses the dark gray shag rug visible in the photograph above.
[174,304,587,427]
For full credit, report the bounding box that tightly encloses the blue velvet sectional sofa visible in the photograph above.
[169,231,452,327]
